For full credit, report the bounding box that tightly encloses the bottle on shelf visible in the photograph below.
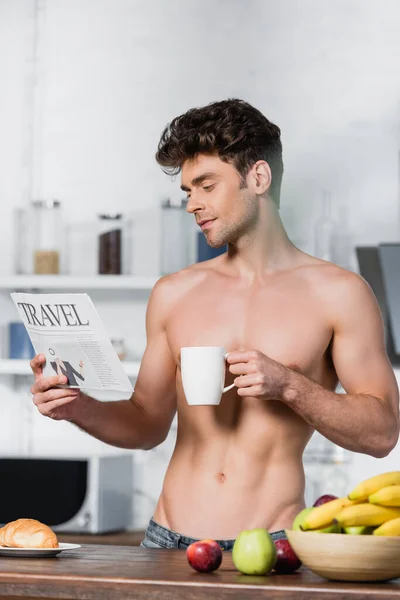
[111,338,127,361]
[332,205,352,270]
[160,199,194,275]
[314,191,337,263]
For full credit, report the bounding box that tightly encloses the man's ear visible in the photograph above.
[250,161,271,195]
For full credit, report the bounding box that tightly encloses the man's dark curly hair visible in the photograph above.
[156,99,283,206]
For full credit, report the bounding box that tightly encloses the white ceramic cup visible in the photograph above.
[180,346,235,406]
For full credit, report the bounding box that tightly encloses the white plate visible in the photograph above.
[0,543,81,558]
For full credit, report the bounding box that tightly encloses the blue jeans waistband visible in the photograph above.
[142,517,287,550]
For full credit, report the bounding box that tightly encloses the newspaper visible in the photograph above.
[11,293,134,401]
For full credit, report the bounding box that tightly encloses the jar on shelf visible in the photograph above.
[32,199,63,274]
[98,214,123,275]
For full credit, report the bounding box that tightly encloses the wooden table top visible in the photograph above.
[0,544,400,600]
[57,529,145,546]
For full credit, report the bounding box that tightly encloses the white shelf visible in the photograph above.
[0,275,160,291]
[0,359,140,378]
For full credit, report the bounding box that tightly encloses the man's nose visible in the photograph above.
[186,192,205,214]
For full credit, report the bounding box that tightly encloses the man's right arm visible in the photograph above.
[30,277,177,450]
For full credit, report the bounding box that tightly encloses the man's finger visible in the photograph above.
[37,395,77,416]
[229,362,255,375]
[234,374,259,387]
[30,374,68,395]
[226,351,256,364]
[33,388,79,406]
[30,354,46,381]
[237,385,262,397]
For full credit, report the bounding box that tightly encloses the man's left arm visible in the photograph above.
[227,274,399,458]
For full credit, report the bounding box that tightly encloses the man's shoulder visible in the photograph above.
[315,262,368,292]
[150,263,212,302]
[297,258,376,315]
[295,255,364,288]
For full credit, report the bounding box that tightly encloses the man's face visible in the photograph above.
[181,153,258,248]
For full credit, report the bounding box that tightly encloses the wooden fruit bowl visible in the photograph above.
[286,529,400,582]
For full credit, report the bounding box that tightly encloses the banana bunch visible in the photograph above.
[301,497,354,531]
[298,471,400,535]
[348,471,400,502]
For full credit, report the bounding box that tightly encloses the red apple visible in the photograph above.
[273,538,302,574]
[313,494,338,507]
[186,539,222,573]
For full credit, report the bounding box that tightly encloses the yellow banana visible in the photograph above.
[348,471,400,501]
[301,497,354,531]
[334,503,400,528]
[373,517,400,536]
[369,485,400,507]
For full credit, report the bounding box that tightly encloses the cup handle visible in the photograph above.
[223,352,235,393]
[222,383,235,393]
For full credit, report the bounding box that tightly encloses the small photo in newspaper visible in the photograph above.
[46,341,87,388]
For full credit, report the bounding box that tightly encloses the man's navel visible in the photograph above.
[217,472,226,484]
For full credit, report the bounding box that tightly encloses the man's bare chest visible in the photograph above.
[166,287,333,379]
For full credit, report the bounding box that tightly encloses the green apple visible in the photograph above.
[292,508,313,531]
[292,508,340,533]
[232,528,277,575]
[343,526,374,535]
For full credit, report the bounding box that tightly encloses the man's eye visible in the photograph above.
[203,184,215,192]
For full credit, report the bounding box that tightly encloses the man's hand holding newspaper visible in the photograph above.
[30,353,81,421]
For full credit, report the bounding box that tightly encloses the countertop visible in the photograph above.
[57,529,145,546]
[0,544,400,599]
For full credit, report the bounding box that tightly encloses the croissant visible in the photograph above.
[0,518,59,549]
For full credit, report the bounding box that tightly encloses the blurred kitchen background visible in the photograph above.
[0,0,400,535]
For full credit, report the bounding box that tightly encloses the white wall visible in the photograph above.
[1,0,400,527]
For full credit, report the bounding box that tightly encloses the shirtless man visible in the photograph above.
[30,99,399,550]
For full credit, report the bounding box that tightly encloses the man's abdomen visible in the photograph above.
[154,438,307,540]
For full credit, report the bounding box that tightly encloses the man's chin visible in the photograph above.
[204,235,226,249]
